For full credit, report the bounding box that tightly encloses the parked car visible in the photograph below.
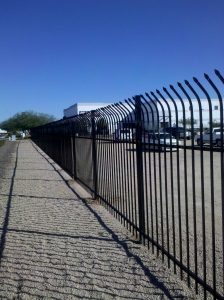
[142,133,181,151]
[163,127,191,139]
[114,128,133,141]
[195,127,224,147]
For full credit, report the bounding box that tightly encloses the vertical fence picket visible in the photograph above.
[91,110,98,199]
[135,95,146,243]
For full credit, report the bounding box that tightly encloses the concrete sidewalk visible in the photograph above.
[0,140,197,299]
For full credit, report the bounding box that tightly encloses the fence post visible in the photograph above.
[91,110,98,199]
[135,95,145,243]
[70,121,77,180]
[72,134,77,180]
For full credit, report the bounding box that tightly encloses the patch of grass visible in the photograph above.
[0,140,5,147]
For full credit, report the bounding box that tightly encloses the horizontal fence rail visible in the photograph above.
[31,70,224,299]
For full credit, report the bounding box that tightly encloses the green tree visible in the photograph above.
[209,120,221,128]
[179,118,197,127]
[0,111,56,132]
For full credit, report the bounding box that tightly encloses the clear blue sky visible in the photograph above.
[0,0,223,122]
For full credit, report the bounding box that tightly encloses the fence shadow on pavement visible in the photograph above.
[32,141,193,299]
[0,141,193,299]
[0,142,20,266]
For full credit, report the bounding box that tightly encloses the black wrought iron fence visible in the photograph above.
[31,70,224,299]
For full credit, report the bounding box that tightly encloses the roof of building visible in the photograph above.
[0,129,7,134]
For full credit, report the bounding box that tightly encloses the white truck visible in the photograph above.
[195,128,223,147]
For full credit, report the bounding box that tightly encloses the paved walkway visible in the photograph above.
[0,140,197,299]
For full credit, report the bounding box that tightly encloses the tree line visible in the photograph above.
[0,111,56,132]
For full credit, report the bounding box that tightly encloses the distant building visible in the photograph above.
[63,99,222,134]
[123,98,222,130]
[0,129,7,135]
[0,129,7,139]
[156,98,221,128]
[63,103,112,118]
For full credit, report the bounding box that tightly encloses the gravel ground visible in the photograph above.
[0,140,200,299]
[95,141,224,298]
